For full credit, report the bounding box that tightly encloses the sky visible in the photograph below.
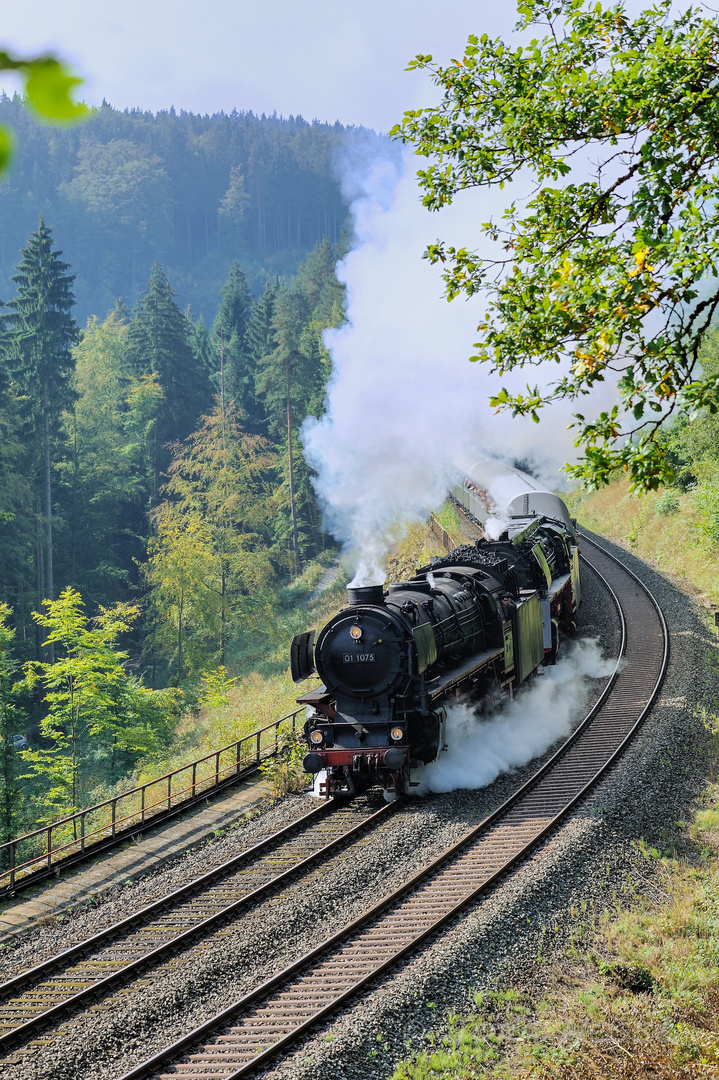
[0,1,513,132]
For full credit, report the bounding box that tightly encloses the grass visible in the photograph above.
[567,479,719,608]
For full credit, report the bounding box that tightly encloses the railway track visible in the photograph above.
[0,798,394,1055]
[110,534,667,1080]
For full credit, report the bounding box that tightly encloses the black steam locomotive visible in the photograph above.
[290,466,580,797]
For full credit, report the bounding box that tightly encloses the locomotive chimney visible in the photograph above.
[347,584,385,607]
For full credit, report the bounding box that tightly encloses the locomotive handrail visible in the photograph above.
[0,707,305,896]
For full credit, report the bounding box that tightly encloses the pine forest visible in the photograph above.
[0,100,351,843]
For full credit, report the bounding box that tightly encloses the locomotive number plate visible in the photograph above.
[342,653,376,663]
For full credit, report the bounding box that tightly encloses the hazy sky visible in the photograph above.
[0,2,512,131]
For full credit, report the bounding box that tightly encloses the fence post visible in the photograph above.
[47,826,52,870]
[191,761,197,798]
[80,813,86,855]
[141,785,146,825]
[167,774,172,811]
[8,842,15,891]
[236,739,242,776]
[111,800,117,839]
[215,751,220,787]
[256,730,261,764]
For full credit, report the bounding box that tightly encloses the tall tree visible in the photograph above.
[255,287,313,575]
[4,218,79,627]
[0,603,23,848]
[20,588,180,817]
[211,262,259,426]
[125,264,211,493]
[245,278,279,432]
[393,0,719,491]
[69,308,153,605]
[144,402,276,679]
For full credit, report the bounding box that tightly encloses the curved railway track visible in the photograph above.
[107,535,667,1080]
[0,799,395,1055]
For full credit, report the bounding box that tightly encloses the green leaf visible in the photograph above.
[0,125,13,171]
[24,58,87,121]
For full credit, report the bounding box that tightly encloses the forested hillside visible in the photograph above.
[0,190,344,839]
[0,96,355,320]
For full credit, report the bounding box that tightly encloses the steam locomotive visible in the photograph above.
[290,462,581,797]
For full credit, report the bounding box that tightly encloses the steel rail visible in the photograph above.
[0,798,396,1053]
[116,536,667,1080]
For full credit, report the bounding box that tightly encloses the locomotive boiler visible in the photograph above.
[290,462,580,798]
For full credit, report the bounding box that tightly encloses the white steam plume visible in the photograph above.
[411,638,615,795]
[302,140,609,584]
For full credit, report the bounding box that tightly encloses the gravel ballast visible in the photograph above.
[3,538,711,1080]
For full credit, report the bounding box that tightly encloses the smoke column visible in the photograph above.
[302,142,584,585]
[412,638,615,795]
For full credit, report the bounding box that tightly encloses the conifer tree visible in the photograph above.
[4,218,79,620]
[211,262,258,427]
[245,278,279,432]
[144,402,276,677]
[189,312,212,377]
[255,287,320,575]
[125,264,211,492]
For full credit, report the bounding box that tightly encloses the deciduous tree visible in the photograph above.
[393,0,719,489]
[144,402,276,679]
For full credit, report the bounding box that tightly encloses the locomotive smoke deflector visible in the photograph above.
[290,630,316,683]
[347,584,385,606]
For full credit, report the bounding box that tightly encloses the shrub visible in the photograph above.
[656,490,680,515]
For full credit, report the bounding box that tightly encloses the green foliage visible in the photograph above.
[211,263,258,426]
[126,263,212,487]
[656,489,680,515]
[18,588,180,819]
[259,724,307,797]
[143,401,277,680]
[0,50,86,172]
[693,463,719,549]
[0,603,23,845]
[3,217,79,607]
[393,0,719,491]
[198,666,239,709]
[0,99,353,321]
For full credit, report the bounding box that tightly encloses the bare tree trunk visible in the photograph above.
[43,381,55,664]
[177,590,184,684]
[286,358,300,577]
[70,409,78,585]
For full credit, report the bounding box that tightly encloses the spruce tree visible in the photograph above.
[4,217,79,615]
[125,264,210,491]
[245,278,279,432]
[256,286,321,575]
[211,262,258,427]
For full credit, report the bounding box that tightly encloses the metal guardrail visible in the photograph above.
[428,513,459,552]
[0,708,305,895]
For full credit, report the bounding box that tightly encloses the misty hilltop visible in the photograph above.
[0,96,370,319]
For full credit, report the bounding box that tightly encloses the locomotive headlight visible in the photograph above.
[309,729,324,745]
[349,624,363,641]
[390,727,404,742]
